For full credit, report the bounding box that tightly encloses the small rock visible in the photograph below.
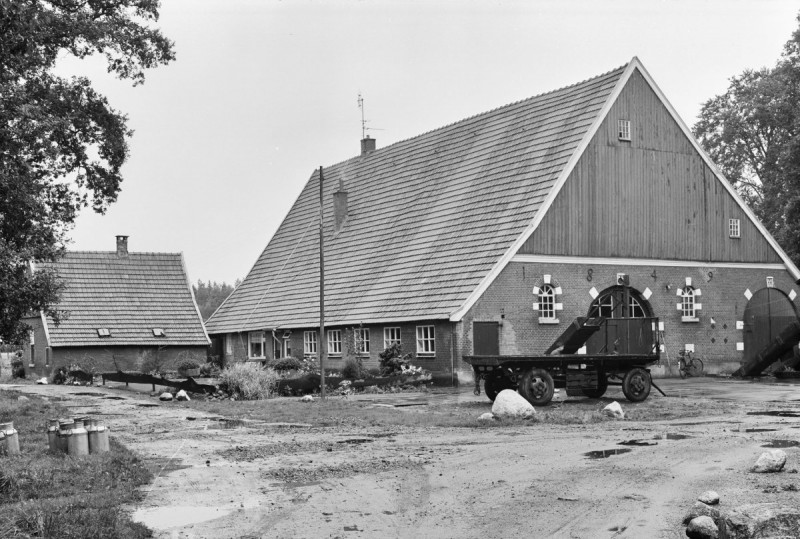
[603,401,625,419]
[698,490,720,505]
[686,515,718,539]
[301,395,314,403]
[683,501,721,525]
[36,378,48,385]
[491,389,535,419]
[752,449,787,473]
[159,392,173,401]
[175,390,190,401]
[478,412,496,422]
[17,396,29,402]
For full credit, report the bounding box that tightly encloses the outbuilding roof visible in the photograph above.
[39,251,210,347]
[206,62,628,334]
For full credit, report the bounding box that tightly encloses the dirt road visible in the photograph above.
[3,378,800,538]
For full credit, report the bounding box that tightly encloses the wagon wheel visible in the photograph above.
[689,358,704,377]
[581,372,608,399]
[517,368,554,406]
[483,375,514,402]
[622,367,651,402]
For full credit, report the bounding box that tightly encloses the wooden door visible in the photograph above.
[473,322,500,356]
[743,288,798,364]
[585,286,651,354]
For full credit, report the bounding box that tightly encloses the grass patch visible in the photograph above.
[0,390,152,538]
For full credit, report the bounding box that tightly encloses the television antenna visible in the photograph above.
[357,93,383,139]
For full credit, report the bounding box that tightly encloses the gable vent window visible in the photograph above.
[618,119,631,141]
[152,328,165,337]
[729,218,741,238]
[97,328,111,338]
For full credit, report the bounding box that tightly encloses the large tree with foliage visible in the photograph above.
[0,1,174,342]
[193,280,240,321]
[693,14,800,265]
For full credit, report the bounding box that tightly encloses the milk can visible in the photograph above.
[47,419,59,452]
[66,418,89,456]
[0,421,21,456]
[57,419,73,454]
[87,419,110,454]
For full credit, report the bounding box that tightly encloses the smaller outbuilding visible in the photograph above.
[21,236,210,377]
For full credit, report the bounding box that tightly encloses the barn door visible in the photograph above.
[743,288,798,365]
[585,286,652,354]
[473,322,500,355]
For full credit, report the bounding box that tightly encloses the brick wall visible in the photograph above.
[460,261,799,377]
[24,345,207,377]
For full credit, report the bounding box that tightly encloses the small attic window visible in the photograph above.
[729,218,741,238]
[152,328,165,337]
[618,119,631,141]
[97,328,110,338]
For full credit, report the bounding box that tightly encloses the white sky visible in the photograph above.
[61,0,800,284]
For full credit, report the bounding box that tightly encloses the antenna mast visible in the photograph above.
[358,92,366,139]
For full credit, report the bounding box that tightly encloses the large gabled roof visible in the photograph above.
[39,251,210,347]
[205,62,629,334]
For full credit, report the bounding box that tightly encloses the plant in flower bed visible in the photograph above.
[0,391,152,538]
[378,344,415,376]
[218,362,280,400]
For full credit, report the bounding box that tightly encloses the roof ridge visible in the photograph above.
[60,250,182,256]
[315,61,629,173]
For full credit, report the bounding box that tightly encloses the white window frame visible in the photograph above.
[355,328,370,355]
[303,331,317,356]
[225,334,232,356]
[729,218,741,238]
[383,327,401,349]
[327,330,342,357]
[416,325,435,356]
[248,331,266,359]
[618,119,631,141]
[538,284,557,321]
[681,287,696,319]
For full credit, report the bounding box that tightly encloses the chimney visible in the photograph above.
[333,179,348,233]
[360,136,376,156]
[115,235,128,257]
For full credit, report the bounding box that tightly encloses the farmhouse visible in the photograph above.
[21,236,210,376]
[205,57,800,379]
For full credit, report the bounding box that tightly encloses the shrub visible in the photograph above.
[218,362,279,400]
[378,343,414,376]
[137,350,163,375]
[268,356,304,372]
[342,357,365,380]
[178,359,201,371]
[199,363,221,377]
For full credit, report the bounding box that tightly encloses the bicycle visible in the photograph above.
[677,350,704,378]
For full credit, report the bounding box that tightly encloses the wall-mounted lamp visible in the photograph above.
[664,283,671,291]
[710,317,716,328]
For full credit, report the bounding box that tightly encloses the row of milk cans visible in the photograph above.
[48,417,110,456]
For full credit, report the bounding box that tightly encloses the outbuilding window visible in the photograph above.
[416,325,435,356]
[303,331,317,356]
[729,218,741,238]
[618,119,631,141]
[383,327,401,349]
[328,330,342,357]
[355,328,370,355]
[248,331,265,359]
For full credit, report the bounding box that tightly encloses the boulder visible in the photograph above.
[603,401,625,419]
[36,378,48,385]
[478,412,496,422]
[698,491,720,505]
[159,392,173,401]
[175,390,190,401]
[751,449,787,473]
[683,501,722,525]
[718,503,800,539]
[491,389,535,419]
[300,395,314,403]
[686,515,718,539]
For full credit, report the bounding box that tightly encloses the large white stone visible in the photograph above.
[478,412,496,422]
[175,390,190,401]
[751,449,787,473]
[686,515,719,539]
[491,389,535,419]
[603,401,625,419]
[159,392,173,401]
[300,395,314,403]
[698,490,720,505]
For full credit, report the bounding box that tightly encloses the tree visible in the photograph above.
[193,280,240,321]
[0,1,174,342]
[693,13,800,265]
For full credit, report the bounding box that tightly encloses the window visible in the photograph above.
[618,119,631,141]
[681,287,696,319]
[152,328,165,337]
[29,330,35,368]
[248,331,265,359]
[538,284,556,320]
[304,331,317,356]
[729,218,741,238]
[355,328,370,355]
[416,325,435,356]
[383,327,401,349]
[225,335,232,355]
[97,328,110,337]
[328,330,342,357]
[589,289,647,318]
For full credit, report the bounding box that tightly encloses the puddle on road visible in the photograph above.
[746,428,778,433]
[137,403,160,408]
[584,448,632,459]
[207,418,246,429]
[393,403,428,408]
[762,439,800,448]
[103,396,125,400]
[71,392,101,397]
[132,506,232,529]
[652,433,693,440]
[618,440,657,446]
[747,411,800,418]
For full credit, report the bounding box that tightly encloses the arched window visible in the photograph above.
[539,284,556,320]
[589,287,649,318]
[681,287,696,319]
